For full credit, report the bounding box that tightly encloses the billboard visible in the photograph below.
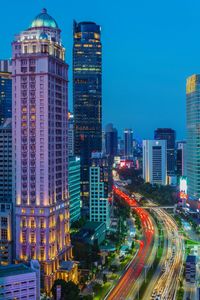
[179,176,188,200]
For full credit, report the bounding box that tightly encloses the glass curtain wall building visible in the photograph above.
[154,128,176,176]
[0,119,12,265]
[73,21,102,202]
[0,72,12,125]
[186,75,200,199]
[68,156,81,224]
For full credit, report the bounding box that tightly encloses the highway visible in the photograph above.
[149,208,184,300]
[141,209,169,300]
[105,186,156,300]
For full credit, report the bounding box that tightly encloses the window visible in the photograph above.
[1,229,7,240]
[1,217,7,227]
[32,45,36,53]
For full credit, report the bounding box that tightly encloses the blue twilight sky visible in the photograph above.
[1,0,200,140]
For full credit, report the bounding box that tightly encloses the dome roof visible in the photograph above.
[30,8,58,29]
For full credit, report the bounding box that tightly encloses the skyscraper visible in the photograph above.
[105,123,118,157]
[73,21,102,202]
[124,129,133,158]
[68,111,74,157]
[89,153,110,229]
[143,140,167,185]
[68,156,81,224]
[0,119,12,265]
[186,74,200,198]
[176,141,187,177]
[12,9,77,292]
[0,71,12,125]
[0,60,12,73]
[154,128,176,176]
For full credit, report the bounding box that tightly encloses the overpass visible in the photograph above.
[130,205,175,209]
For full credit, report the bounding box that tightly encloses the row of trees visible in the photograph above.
[118,168,177,205]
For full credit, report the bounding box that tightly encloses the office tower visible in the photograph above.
[0,119,12,265]
[89,153,110,229]
[176,141,187,177]
[68,156,81,224]
[0,261,40,300]
[0,59,12,72]
[154,128,176,176]
[102,130,106,154]
[186,74,200,199]
[68,112,74,157]
[73,21,102,202]
[12,9,77,292]
[105,123,118,157]
[0,71,12,125]
[143,140,167,185]
[118,137,124,156]
[124,129,133,158]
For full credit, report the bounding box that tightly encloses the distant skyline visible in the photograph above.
[2,0,200,139]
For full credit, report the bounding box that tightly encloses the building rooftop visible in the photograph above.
[186,255,197,263]
[30,8,58,29]
[59,261,75,272]
[83,221,105,231]
[0,264,34,278]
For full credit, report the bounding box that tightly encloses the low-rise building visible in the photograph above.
[0,262,40,300]
[73,221,106,246]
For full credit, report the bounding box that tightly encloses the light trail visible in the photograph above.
[106,186,155,300]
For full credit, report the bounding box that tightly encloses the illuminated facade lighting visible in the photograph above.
[186,74,200,199]
[12,8,77,293]
[73,21,102,203]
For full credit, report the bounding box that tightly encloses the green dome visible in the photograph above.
[30,8,58,29]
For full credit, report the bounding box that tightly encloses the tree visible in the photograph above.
[51,279,80,300]
[103,273,107,284]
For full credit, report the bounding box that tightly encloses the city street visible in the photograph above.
[105,186,156,300]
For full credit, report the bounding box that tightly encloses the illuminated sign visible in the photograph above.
[180,176,187,194]
[186,75,197,94]
[179,176,188,200]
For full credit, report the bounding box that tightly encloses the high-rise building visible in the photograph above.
[154,128,176,176]
[0,60,12,72]
[89,153,110,229]
[68,156,81,224]
[68,112,74,157]
[105,123,118,157]
[73,21,102,202]
[176,141,187,177]
[143,140,167,185]
[124,129,133,158]
[0,119,12,265]
[186,74,200,199]
[12,9,77,292]
[0,72,12,125]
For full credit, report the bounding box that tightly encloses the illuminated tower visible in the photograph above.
[186,75,200,199]
[73,21,102,202]
[12,9,77,292]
